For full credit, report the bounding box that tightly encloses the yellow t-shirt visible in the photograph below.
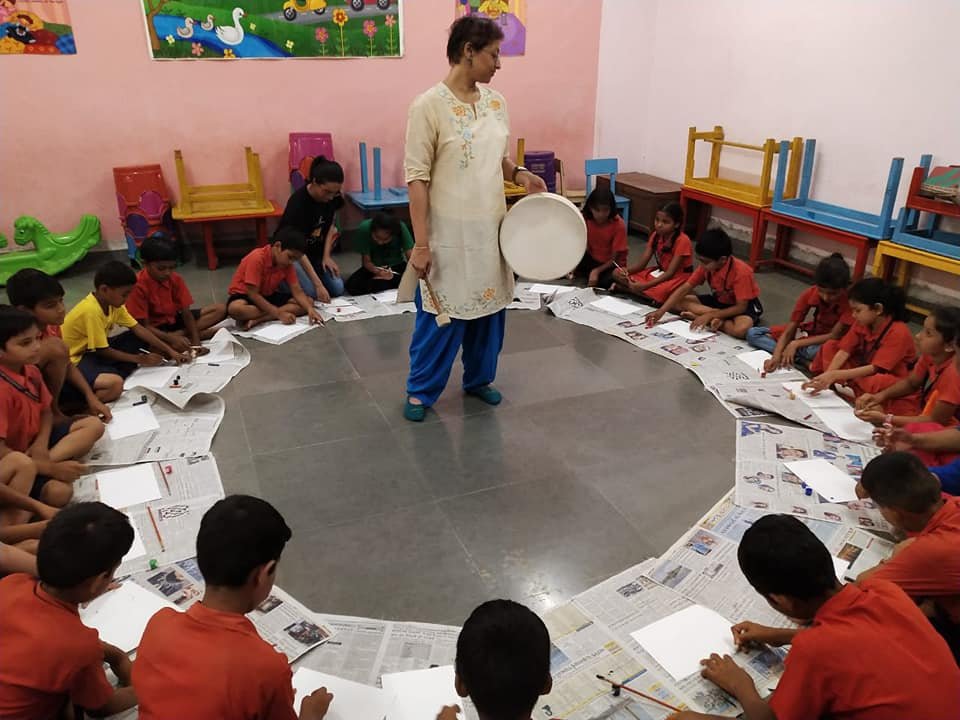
[62,292,138,364]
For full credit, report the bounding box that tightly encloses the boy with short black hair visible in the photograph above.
[61,260,187,397]
[438,599,552,720]
[646,228,763,339]
[0,502,138,718]
[133,495,332,720]
[125,235,226,351]
[857,451,960,661]
[7,268,112,419]
[226,227,323,330]
[0,306,102,509]
[345,213,414,296]
[668,514,960,720]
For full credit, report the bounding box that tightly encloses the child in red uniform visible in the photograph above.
[745,253,852,372]
[125,236,226,351]
[612,202,692,305]
[857,452,960,662]
[226,227,323,330]
[569,187,628,288]
[804,278,917,413]
[133,495,332,720]
[0,502,138,719]
[0,307,103,511]
[668,514,960,720]
[7,269,113,420]
[645,228,762,339]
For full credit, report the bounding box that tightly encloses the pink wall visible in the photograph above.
[1,0,602,250]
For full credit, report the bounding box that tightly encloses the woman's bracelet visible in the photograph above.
[412,245,430,253]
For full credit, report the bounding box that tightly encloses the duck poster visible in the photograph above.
[454,0,525,56]
[143,0,403,60]
[0,0,77,55]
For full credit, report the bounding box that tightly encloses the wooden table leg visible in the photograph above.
[255,217,268,247]
[852,240,868,281]
[750,212,767,268]
[203,222,217,271]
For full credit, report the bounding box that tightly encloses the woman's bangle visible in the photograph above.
[412,245,430,252]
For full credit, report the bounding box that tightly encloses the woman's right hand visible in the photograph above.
[411,245,432,278]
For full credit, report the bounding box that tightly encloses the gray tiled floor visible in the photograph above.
[48,238,812,624]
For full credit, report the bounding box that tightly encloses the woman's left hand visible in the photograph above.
[517,170,547,194]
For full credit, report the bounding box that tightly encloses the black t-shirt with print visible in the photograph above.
[278,187,343,265]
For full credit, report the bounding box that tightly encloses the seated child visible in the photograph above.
[669,514,960,720]
[437,599,552,720]
[226,227,323,330]
[7,268,113,419]
[645,228,763,339]
[344,213,414,296]
[612,202,693,305]
[133,495,332,720]
[857,452,960,662]
[803,278,917,412]
[569,187,627,288]
[746,253,852,372]
[279,155,346,301]
[0,307,103,509]
[0,450,50,558]
[0,502,138,718]
[125,235,226,351]
[61,261,187,395]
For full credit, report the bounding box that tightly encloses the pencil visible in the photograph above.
[157,462,170,494]
[147,506,165,552]
[595,675,681,713]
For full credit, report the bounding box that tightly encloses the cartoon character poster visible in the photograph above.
[0,0,77,55]
[455,0,525,56]
[142,0,403,60]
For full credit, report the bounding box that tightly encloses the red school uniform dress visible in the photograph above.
[770,286,852,341]
[125,269,194,331]
[0,574,116,720]
[629,231,693,304]
[903,357,960,466]
[227,245,298,304]
[585,216,628,266]
[687,256,763,322]
[768,579,960,720]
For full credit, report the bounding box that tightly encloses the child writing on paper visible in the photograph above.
[666,514,960,720]
[279,156,346,302]
[0,502,138,719]
[435,599,552,720]
[745,253,852,372]
[133,495,333,720]
[645,228,763,339]
[568,187,627,289]
[0,307,103,510]
[226,227,323,330]
[344,213,414,296]
[612,202,693,305]
[803,278,917,412]
[125,235,226,350]
[6,268,113,419]
[856,452,960,661]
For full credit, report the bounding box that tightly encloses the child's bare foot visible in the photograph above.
[709,318,723,331]
[243,316,269,331]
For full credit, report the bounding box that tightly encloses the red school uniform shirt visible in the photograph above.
[769,579,960,720]
[651,232,693,273]
[133,602,297,720]
[870,494,960,623]
[687,256,759,305]
[912,353,960,419]
[838,319,916,377]
[0,574,115,719]
[772,286,852,340]
[0,364,51,452]
[125,269,194,327]
[585,216,628,266]
[228,245,298,298]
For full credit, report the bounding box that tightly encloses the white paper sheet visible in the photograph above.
[590,295,645,317]
[80,582,179,652]
[121,523,147,564]
[780,381,850,408]
[783,458,859,503]
[292,668,395,719]
[736,350,793,376]
[236,318,316,344]
[650,268,664,278]
[381,666,460,720]
[832,555,850,581]
[529,283,574,294]
[106,404,160,440]
[123,366,178,391]
[659,320,717,341]
[321,304,365,317]
[372,289,399,304]
[631,604,737,681]
[814,408,875,443]
[96,464,162,509]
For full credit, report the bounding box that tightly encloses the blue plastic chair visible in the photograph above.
[584,158,631,229]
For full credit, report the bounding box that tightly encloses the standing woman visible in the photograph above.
[402,16,546,422]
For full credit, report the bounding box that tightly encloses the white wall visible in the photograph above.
[595,0,960,302]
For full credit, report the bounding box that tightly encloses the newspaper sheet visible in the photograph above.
[123,329,250,409]
[508,282,543,311]
[86,392,224,466]
[734,419,890,529]
[232,316,319,344]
